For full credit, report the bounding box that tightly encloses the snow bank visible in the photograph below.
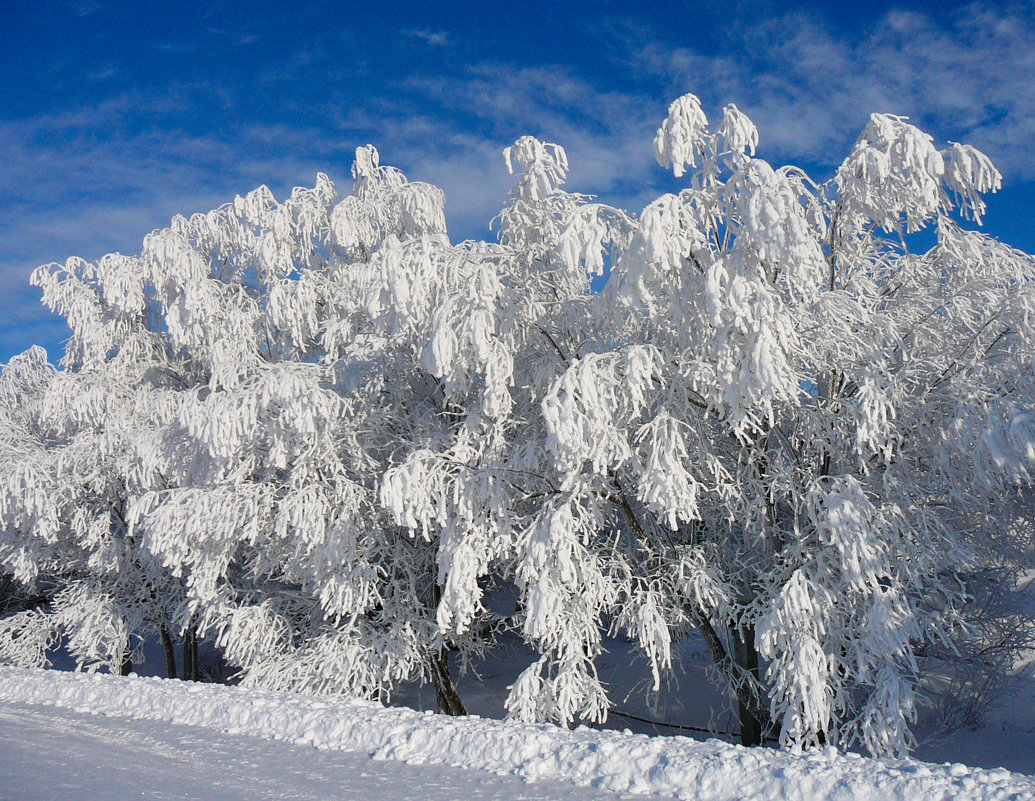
[1,667,1032,801]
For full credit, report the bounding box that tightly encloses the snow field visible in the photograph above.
[1,667,1033,801]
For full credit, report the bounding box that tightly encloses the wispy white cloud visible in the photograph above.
[72,0,102,16]
[403,29,452,48]
[336,62,670,240]
[4,2,1032,363]
[86,64,118,81]
[152,40,199,54]
[624,4,1035,178]
[0,91,360,360]
[349,3,1035,243]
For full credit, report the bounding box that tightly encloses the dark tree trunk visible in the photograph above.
[618,473,771,746]
[191,629,200,681]
[690,608,771,743]
[119,639,132,676]
[182,627,192,681]
[159,624,178,679]
[733,623,763,746]
[182,625,199,681]
[430,583,467,716]
[431,646,467,716]
[725,424,773,746]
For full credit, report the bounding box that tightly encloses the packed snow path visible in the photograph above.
[1,668,1034,801]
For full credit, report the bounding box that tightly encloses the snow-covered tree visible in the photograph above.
[8,146,505,707]
[0,347,62,667]
[533,94,1035,754]
[0,245,210,676]
[380,133,643,727]
[3,91,1032,761]
[0,339,184,676]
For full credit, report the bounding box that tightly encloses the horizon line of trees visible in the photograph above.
[2,93,1034,756]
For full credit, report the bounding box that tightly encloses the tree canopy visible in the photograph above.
[2,93,1033,757]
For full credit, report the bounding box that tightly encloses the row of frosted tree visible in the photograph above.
[2,94,1034,756]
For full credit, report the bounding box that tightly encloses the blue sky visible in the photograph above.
[3,0,1034,363]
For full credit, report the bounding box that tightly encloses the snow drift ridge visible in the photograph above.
[0,667,1031,801]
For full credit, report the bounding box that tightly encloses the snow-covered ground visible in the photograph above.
[0,700,645,801]
[1,667,1033,801]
